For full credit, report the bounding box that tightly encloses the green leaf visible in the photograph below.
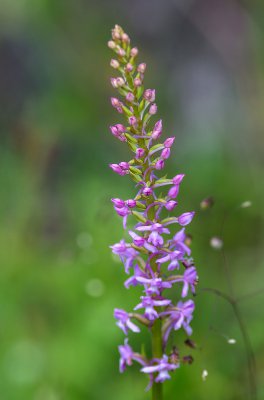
[129,166,142,175]
[132,211,147,223]
[122,105,133,117]
[149,144,163,152]
[125,133,138,144]
[129,172,142,183]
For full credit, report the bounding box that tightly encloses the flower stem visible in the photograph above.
[152,318,163,400]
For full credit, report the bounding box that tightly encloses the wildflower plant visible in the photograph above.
[108,25,198,399]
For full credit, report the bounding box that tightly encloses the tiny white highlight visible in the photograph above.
[241,201,252,208]
[210,237,223,250]
[202,369,208,381]
[227,338,236,344]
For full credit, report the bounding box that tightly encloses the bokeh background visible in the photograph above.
[0,0,263,399]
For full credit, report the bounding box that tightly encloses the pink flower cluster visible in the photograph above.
[108,25,198,388]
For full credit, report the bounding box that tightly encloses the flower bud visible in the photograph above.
[115,124,126,133]
[129,116,138,127]
[137,63,146,73]
[110,78,118,88]
[144,89,155,102]
[152,120,162,139]
[116,77,125,87]
[165,200,178,211]
[111,97,120,108]
[121,33,130,43]
[125,63,133,73]
[111,198,125,208]
[118,48,126,57]
[108,40,116,49]
[111,97,123,113]
[134,78,142,87]
[126,93,135,103]
[109,124,126,141]
[155,159,165,170]
[142,187,153,196]
[109,125,118,137]
[161,148,170,159]
[168,185,179,198]
[149,103,157,115]
[109,164,125,175]
[135,148,145,158]
[164,137,175,148]
[110,59,120,69]
[119,162,130,171]
[112,27,121,40]
[172,174,185,185]
[126,199,136,208]
[115,207,129,217]
[178,212,195,226]
[130,47,138,57]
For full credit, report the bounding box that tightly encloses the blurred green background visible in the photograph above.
[0,1,263,399]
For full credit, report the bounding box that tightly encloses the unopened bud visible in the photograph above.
[144,89,155,102]
[164,137,175,148]
[172,174,185,185]
[112,30,121,41]
[152,120,162,140]
[135,148,145,158]
[149,103,157,115]
[168,185,179,199]
[126,93,135,103]
[108,40,116,49]
[110,125,126,141]
[111,97,120,108]
[110,59,120,69]
[126,199,136,208]
[109,164,125,176]
[178,212,195,226]
[129,116,138,127]
[165,200,177,211]
[134,78,142,87]
[125,63,133,73]
[161,148,170,159]
[155,159,165,170]
[121,33,130,43]
[111,198,125,208]
[130,47,138,57]
[110,78,118,88]
[137,63,146,73]
[118,48,126,57]
[109,124,126,140]
[142,187,153,196]
[111,97,123,114]
[116,77,125,87]
[119,162,130,171]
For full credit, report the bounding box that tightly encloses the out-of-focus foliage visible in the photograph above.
[0,1,263,399]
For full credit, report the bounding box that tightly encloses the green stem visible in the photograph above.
[152,318,163,400]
